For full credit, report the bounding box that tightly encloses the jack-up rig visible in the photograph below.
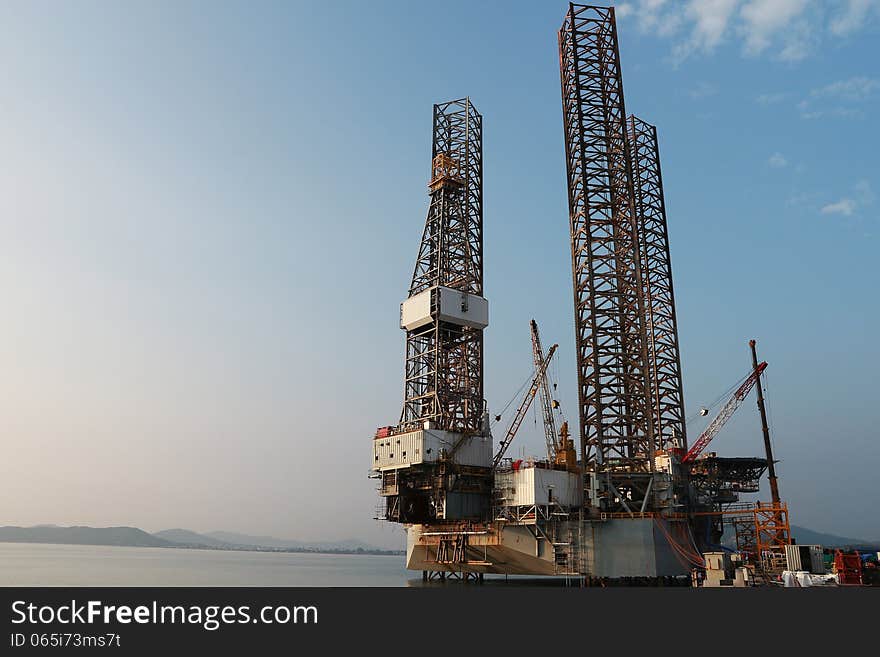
[370,5,791,583]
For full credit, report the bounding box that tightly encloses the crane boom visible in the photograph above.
[493,344,558,468]
[531,320,558,461]
[682,361,768,463]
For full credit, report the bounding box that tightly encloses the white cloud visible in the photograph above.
[619,0,877,63]
[778,18,815,61]
[830,0,880,36]
[629,0,673,32]
[820,180,875,217]
[811,76,880,100]
[686,0,740,51]
[821,199,857,216]
[740,0,810,56]
[656,12,684,36]
[768,153,788,168]
[616,3,635,19]
[798,76,879,119]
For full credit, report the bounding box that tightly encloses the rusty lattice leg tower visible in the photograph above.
[628,115,687,452]
[559,4,655,511]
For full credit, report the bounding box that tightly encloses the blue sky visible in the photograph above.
[0,1,877,548]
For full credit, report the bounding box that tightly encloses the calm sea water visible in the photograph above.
[0,543,414,587]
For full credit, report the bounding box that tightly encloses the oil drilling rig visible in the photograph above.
[371,4,791,582]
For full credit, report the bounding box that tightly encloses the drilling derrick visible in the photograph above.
[628,116,687,452]
[402,100,484,433]
[559,4,656,511]
[373,98,492,526]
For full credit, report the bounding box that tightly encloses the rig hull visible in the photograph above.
[406,518,692,578]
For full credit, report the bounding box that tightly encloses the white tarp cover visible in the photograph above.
[782,570,839,587]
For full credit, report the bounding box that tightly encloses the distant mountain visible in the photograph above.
[152,529,231,548]
[0,524,400,554]
[203,531,299,549]
[722,524,877,550]
[791,525,877,548]
[0,525,174,548]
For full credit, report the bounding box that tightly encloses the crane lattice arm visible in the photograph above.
[682,361,768,463]
[493,344,558,468]
[531,320,559,461]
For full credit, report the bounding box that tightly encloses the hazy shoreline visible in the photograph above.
[0,540,404,557]
[0,526,404,557]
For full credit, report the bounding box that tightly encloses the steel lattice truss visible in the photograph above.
[401,99,484,434]
[558,4,655,471]
[628,115,687,451]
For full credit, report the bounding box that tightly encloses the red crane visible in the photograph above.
[682,361,768,463]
